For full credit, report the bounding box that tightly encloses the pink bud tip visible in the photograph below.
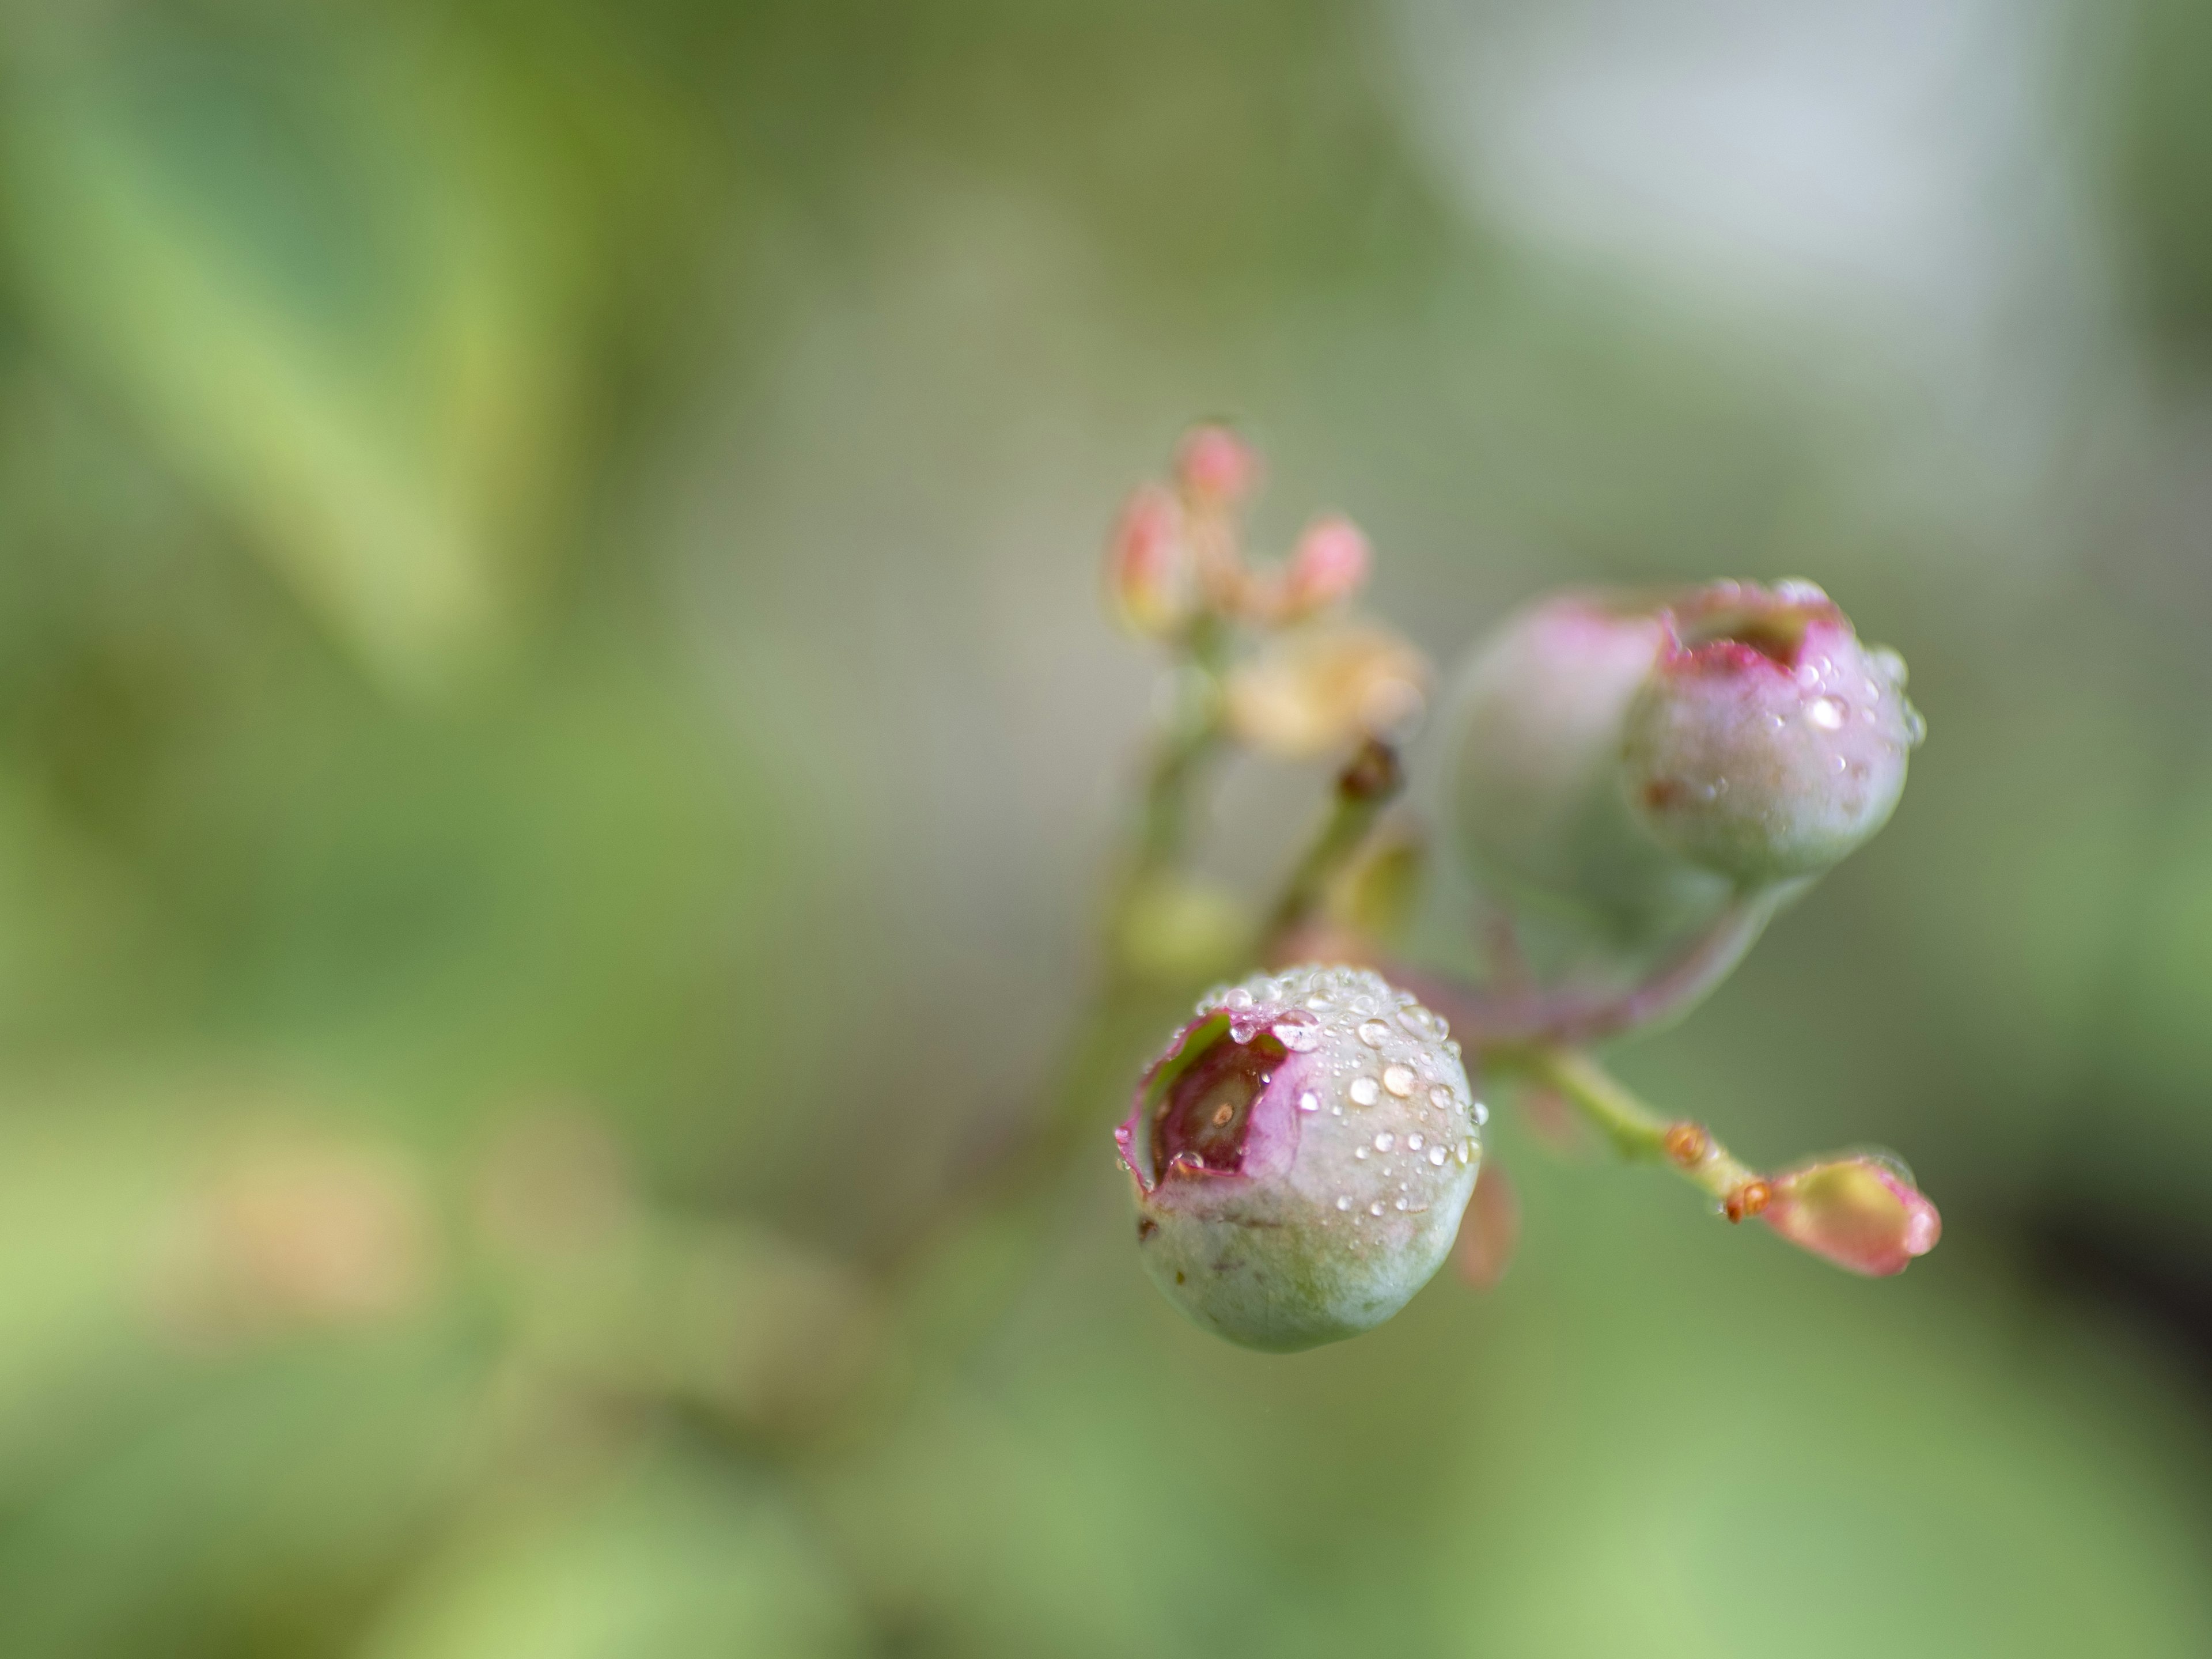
[1107,483,1187,634]
[1282,515,1372,615]
[1763,1155,1941,1276]
[1175,425,1260,506]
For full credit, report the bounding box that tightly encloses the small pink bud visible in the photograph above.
[1762,1154,1941,1276]
[1105,483,1188,635]
[1280,514,1372,617]
[1175,423,1260,506]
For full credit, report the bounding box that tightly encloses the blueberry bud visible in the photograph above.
[1116,965,1483,1351]
[1623,581,1923,884]
[1442,592,1732,940]
[1762,1153,1941,1276]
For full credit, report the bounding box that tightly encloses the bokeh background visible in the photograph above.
[5,1,2212,1653]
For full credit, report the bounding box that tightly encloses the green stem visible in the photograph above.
[1108,614,1230,968]
[1488,1044,1768,1217]
[1259,737,1402,953]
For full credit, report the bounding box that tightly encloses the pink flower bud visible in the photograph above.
[1105,483,1188,635]
[1279,515,1372,617]
[1175,423,1260,506]
[1762,1154,1941,1276]
[1624,580,1924,884]
[1117,964,1482,1350]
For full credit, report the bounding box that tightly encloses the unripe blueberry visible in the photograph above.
[1442,592,1731,938]
[1623,581,1924,884]
[1116,965,1484,1351]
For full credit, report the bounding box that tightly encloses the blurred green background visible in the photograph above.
[6,1,2212,1654]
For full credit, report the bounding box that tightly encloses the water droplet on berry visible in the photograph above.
[1349,1076,1381,1107]
[1383,1065,1415,1097]
[1357,1020,1390,1048]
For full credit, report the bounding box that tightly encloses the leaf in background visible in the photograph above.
[0,18,585,697]
[354,1454,867,1659]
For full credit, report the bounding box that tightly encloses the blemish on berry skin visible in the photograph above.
[1137,1218,1158,1242]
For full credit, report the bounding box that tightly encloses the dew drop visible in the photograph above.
[1349,1076,1381,1107]
[1354,1146,1369,1160]
[1274,1020,1320,1052]
[1809,698,1845,730]
[1457,1142,1473,1165]
[1471,1101,1489,1126]
[1383,1065,1416,1097]
[1370,1200,1387,1217]
[1429,1085,1453,1110]
[1398,1006,1448,1041]
[1406,1133,1424,1151]
[1373,1132,1395,1152]
[1428,1146,1449,1166]
[1297,1090,1321,1113]
[1224,987,1253,1009]
[1357,1020,1391,1048]
[1336,1195,1351,1211]
[1394,1198,1408,1211]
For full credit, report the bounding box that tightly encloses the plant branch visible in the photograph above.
[1488,1044,1771,1219]
[1259,737,1402,954]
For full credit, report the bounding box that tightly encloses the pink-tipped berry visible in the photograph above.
[1117,965,1483,1350]
[1624,581,1923,884]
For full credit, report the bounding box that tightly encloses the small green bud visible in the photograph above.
[1116,965,1483,1351]
[1623,581,1924,884]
